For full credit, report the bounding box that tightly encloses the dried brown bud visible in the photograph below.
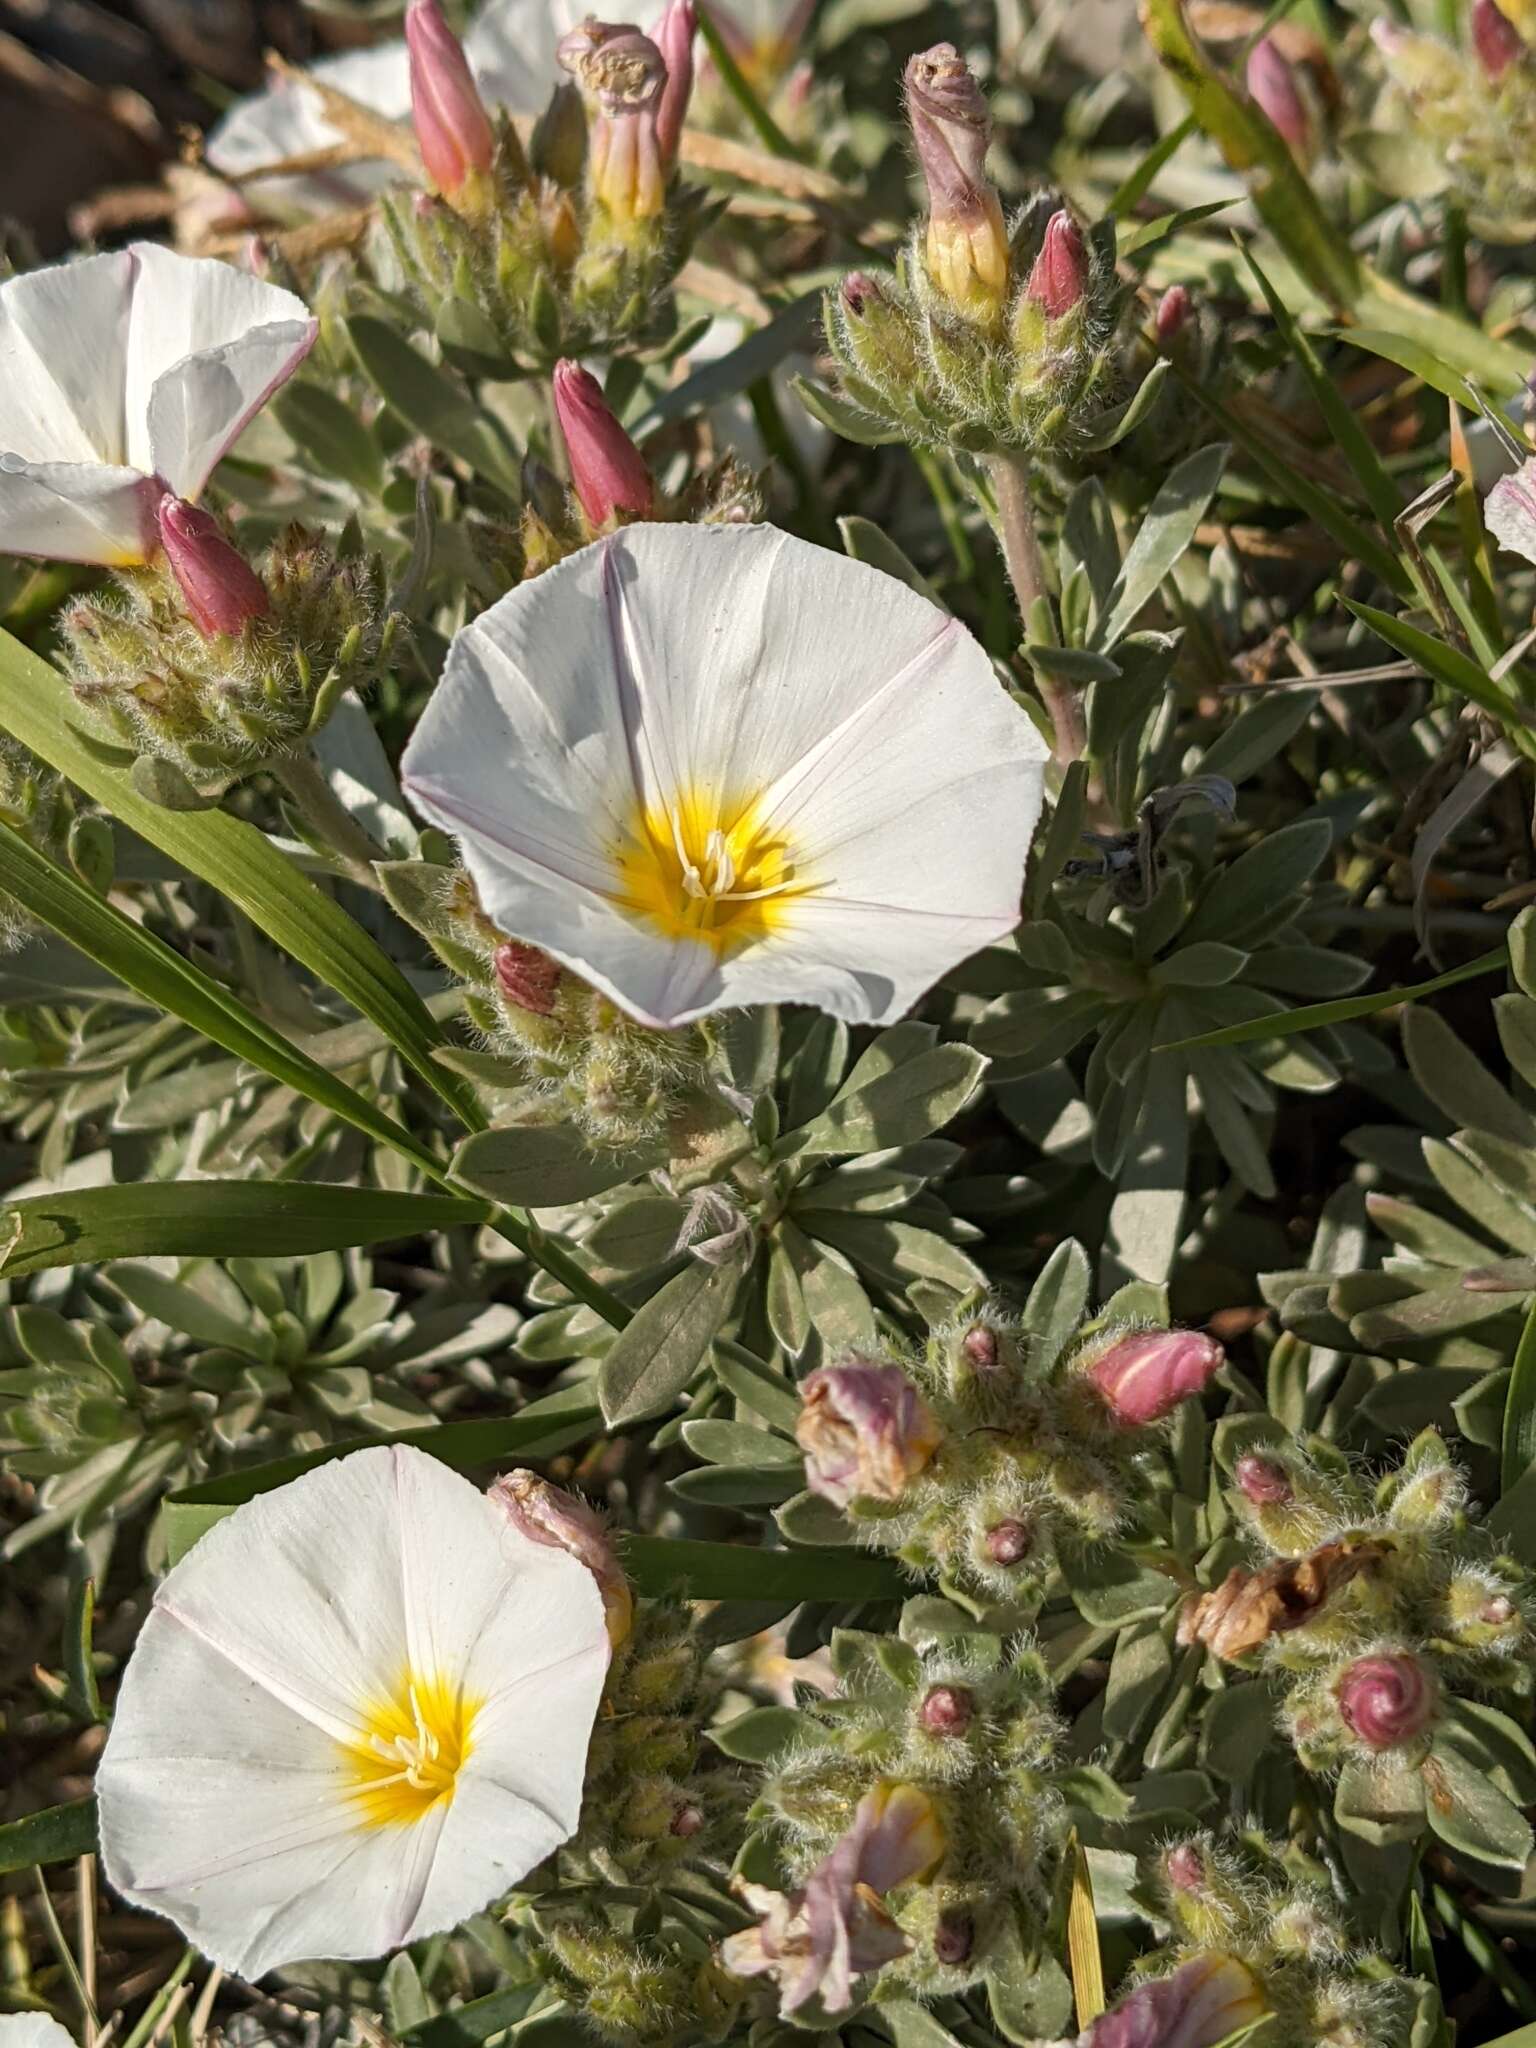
[1177,1538,1392,1661]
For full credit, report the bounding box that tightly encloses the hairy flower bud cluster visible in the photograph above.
[1133,1829,1417,2047]
[0,741,76,953]
[60,524,396,786]
[725,1611,1066,2015]
[791,1307,1225,1608]
[1368,2,1536,239]
[383,1,711,369]
[812,49,1132,458]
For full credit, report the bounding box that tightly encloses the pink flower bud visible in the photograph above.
[1246,36,1312,157]
[795,1360,941,1508]
[654,0,696,166]
[1473,0,1525,77]
[1082,1955,1268,2048]
[986,1518,1032,1565]
[1085,1328,1225,1426]
[933,1911,973,1965]
[1336,1653,1436,1750]
[919,1684,973,1736]
[1165,1843,1206,1893]
[1370,17,1410,57]
[840,271,885,318]
[558,20,668,220]
[904,45,1009,321]
[494,939,561,1015]
[552,359,655,527]
[1234,1453,1293,1505]
[488,1468,633,1646]
[1025,209,1089,319]
[1155,283,1192,348]
[155,495,268,641]
[1483,1594,1517,1625]
[671,1801,705,1836]
[961,1323,999,1371]
[406,0,496,199]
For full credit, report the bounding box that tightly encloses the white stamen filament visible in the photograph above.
[368,1684,447,1791]
[669,806,799,906]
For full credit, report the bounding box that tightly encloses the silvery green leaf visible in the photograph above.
[1103,1619,1174,1742]
[1425,1738,1535,1870]
[785,1035,986,1157]
[1404,1006,1536,1147]
[1023,1238,1091,1371]
[779,1221,877,1349]
[1180,817,1334,947]
[1096,443,1230,648]
[708,1705,813,1762]
[1151,942,1248,988]
[1245,946,1372,998]
[774,1488,854,1546]
[597,1257,740,1427]
[1077,358,1173,453]
[974,989,1108,1067]
[838,517,944,607]
[1335,1755,1426,1845]
[453,1123,665,1209]
[1423,1137,1536,1255]
[1365,1192,1498,1267]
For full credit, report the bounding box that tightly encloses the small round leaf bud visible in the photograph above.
[1245,36,1312,158]
[1336,1653,1436,1750]
[552,359,655,528]
[1473,0,1525,77]
[494,939,562,1016]
[795,1360,941,1508]
[406,0,496,200]
[919,1684,973,1737]
[1025,209,1088,319]
[986,1518,1032,1564]
[1234,1453,1293,1505]
[488,1468,634,1646]
[1084,1327,1225,1426]
[155,495,269,641]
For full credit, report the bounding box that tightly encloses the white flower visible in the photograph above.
[0,2022,76,2048]
[97,1446,610,1981]
[0,244,315,568]
[400,522,1047,1029]
[1486,456,1536,563]
[208,0,660,218]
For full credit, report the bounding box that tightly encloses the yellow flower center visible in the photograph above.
[344,1672,480,1829]
[611,788,810,953]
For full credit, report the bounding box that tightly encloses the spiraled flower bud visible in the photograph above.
[1234,1453,1293,1505]
[1472,0,1525,79]
[1335,1653,1436,1750]
[553,359,656,527]
[405,0,496,201]
[559,20,669,222]
[1081,1954,1269,2048]
[1245,36,1312,159]
[903,44,1009,323]
[494,939,562,1016]
[1154,283,1192,348]
[919,1683,973,1736]
[986,1517,1032,1564]
[1084,1328,1225,1425]
[489,1468,634,1646]
[653,0,696,166]
[795,1360,941,1507]
[155,495,269,641]
[1025,209,1088,319]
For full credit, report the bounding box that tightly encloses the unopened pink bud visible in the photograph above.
[1336,1653,1436,1749]
[494,939,561,1015]
[1155,283,1192,347]
[1166,1842,1206,1892]
[919,1684,973,1736]
[1234,1453,1293,1505]
[552,359,655,527]
[1082,1955,1268,2048]
[488,1468,633,1646]
[406,0,496,198]
[671,1801,705,1837]
[1246,36,1312,156]
[654,0,696,166]
[1025,209,1088,319]
[1483,1594,1517,1625]
[961,1324,999,1371]
[1473,0,1525,77]
[840,272,885,318]
[155,495,268,641]
[1085,1327,1225,1426]
[795,1360,940,1508]
[933,1911,973,1965]
[986,1518,1032,1564]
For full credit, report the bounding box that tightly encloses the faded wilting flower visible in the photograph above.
[1077,1955,1269,2048]
[1083,1328,1225,1425]
[400,523,1047,1029]
[722,1782,944,2013]
[154,495,269,640]
[0,244,314,567]
[1485,457,1536,560]
[1178,1539,1392,1662]
[1025,209,1088,319]
[406,0,498,201]
[96,1446,610,1980]
[904,45,1009,324]
[559,20,671,221]
[553,359,656,525]
[488,1466,634,1645]
[1246,35,1313,159]
[796,1360,942,1508]
[1336,1652,1437,1750]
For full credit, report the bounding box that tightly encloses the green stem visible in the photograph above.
[987,452,1086,768]
[273,749,387,891]
[1432,1884,1536,2022]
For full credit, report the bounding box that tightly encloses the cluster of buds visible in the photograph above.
[812,47,1131,458]
[724,1610,1065,2016]
[379,854,722,1149]
[60,515,396,789]
[0,741,80,952]
[1368,0,1536,240]
[1185,1428,1531,1829]
[792,1313,1225,1609]
[1129,1830,1418,2047]
[532,1910,741,2043]
[519,361,760,575]
[382,0,714,371]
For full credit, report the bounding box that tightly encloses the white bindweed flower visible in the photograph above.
[1486,456,1536,563]
[0,244,315,568]
[97,1446,610,1981]
[401,523,1047,1029]
[0,2022,76,2048]
[208,0,661,217]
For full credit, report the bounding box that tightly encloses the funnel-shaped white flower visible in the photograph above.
[401,523,1046,1029]
[208,0,659,217]
[97,1446,609,1982]
[0,2022,76,2048]
[0,244,315,567]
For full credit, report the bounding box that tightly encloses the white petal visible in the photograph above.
[98,1446,609,1980]
[0,248,135,465]
[0,459,156,566]
[0,2021,78,2048]
[206,44,415,216]
[123,243,317,493]
[1487,458,1536,565]
[402,523,1046,1027]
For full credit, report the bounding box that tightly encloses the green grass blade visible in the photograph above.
[1168,946,1507,1048]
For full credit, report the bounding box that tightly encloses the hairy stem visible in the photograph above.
[988,451,1086,769]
